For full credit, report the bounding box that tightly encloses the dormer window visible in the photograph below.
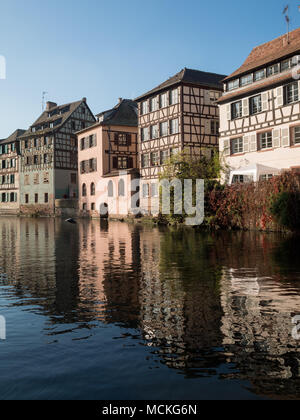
[228,79,239,91]
[281,58,291,72]
[267,63,280,77]
[241,74,253,87]
[254,69,265,82]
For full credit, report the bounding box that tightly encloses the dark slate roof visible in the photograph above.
[0,129,26,145]
[96,99,138,127]
[20,98,94,138]
[224,27,300,82]
[135,68,227,101]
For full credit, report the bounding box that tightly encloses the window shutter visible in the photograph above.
[226,104,231,121]
[243,135,250,153]
[242,98,249,116]
[223,139,230,156]
[276,87,284,107]
[249,134,257,152]
[113,157,118,169]
[205,119,210,135]
[262,92,269,111]
[281,127,290,147]
[272,128,281,148]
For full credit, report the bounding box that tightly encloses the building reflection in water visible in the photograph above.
[0,220,300,398]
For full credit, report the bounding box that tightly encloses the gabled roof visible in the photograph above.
[0,129,26,145]
[96,99,138,127]
[20,98,94,138]
[135,68,227,101]
[225,27,300,82]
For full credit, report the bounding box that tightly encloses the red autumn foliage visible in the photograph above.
[208,172,300,231]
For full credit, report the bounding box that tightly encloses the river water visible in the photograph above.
[0,218,299,400]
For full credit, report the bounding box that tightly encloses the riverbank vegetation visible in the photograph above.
[158,151,300,232]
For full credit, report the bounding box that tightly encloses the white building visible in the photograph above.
[218,27,300,184]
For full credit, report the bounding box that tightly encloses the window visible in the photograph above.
[141,101,148,115]
[35,194,38,204]
[82,184,87,197]
[141,127,150,142]
[115,133,130,146]
[150,125,159,140]
[210,120,219,135]
[259,174,273,181]
[44,193,48,203]
[170,119,179,134]
[141,154,150,168]
[293,126,300,144]
[44,154,48,164]
[82,203,87,211]
[80,138,86,150]
[150,97,158,112]
[228,79,239,91]
[160,121,168,137]
[108,181,114,197]
[259,132,273,150]
[232,175,254,184]
[43,172,49,184]
[241,74,253,86]
[284,82,299,104]
[159,93,168,108]
[89,134,97,147]
[25,194,29,204]
[10,174,15,184]
[231,138,244,154]
[160,150,169,164]
[267,63,280,77]
[142,183,150,198]
[250,95,262,115]
[170,89,179,105]
[34,174,39,185]
[118,179,125,197]
[90,183,95,196]
[33,138,39,148]
[151,183,158,197]
[33,155,39,165]
[91,203,95,211]
[24,140,28,149]
[254,69,265,82]
[170,148,179,156]
[210,91,221,102]
[116,157,126,169]
[151,152,160,166]
[281,59,291,72]
[231,101,242,119]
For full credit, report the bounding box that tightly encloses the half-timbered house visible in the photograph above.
[135,68,225,213]
[77,98,139,218]
[19,98,95,215]
[218,27,300,184]
[0,129,25,215]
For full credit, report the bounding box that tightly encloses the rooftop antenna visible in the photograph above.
[42,91,48,111]
[283,5,290,43]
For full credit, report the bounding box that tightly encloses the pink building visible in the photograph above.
[77,99,139,218]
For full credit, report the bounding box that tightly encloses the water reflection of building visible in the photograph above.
[217,232,300,399]
[138,228,224,371]
[77,220,141,326]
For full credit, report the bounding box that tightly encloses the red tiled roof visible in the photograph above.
[224,27,300,81]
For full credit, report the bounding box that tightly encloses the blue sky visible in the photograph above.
[0,0,299,137]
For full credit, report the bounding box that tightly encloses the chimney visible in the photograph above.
[46,101,57,111]
[82,97,87,102]
[118,98,123,104]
